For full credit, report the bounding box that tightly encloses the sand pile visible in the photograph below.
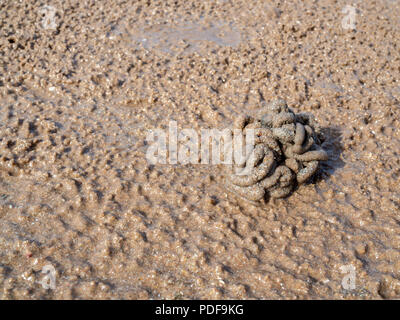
[0,0,399,299]
[226,99,328,203]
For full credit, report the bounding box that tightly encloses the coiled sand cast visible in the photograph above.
[225,99,328,205]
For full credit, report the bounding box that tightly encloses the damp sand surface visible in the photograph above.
[0,0,400,299]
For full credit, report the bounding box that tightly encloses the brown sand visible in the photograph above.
[0,0,399,299]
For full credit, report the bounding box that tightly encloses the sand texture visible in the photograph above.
[0,0,400,299]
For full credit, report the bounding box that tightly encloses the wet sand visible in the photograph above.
[0,0,400,299]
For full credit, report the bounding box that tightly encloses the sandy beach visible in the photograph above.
[0,0,399,299]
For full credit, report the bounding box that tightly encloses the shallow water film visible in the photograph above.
[0,0,399,299]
